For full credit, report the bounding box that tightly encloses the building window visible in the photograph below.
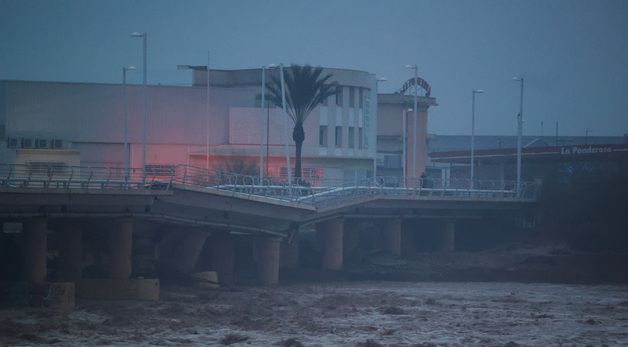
[335,126,342,147]
[348,127,355,148]
[322,95,328,106]
[319,125,328,146]
[349,87,355,108]
[358,127,364,149]
[336,86,343,106]
[358,88,364,109]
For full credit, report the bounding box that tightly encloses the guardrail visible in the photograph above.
[0,164,540,206]
[0,164,173,191]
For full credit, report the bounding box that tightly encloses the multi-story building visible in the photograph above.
[376,77,437,185]
[0,67,436,185]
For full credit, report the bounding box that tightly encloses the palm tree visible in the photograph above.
[266,65,337,182]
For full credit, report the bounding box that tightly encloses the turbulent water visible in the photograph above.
[1,282,627,346]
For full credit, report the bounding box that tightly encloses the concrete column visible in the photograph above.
[257,237,281,285]
[383,219,402,256]
[280,238,299,269]
[316,218,344,271]
[440,219,456,252]
[57,222,82,282]
[170,228,209,273]
[211,231,234,285]
[107,218,133,279]
[23,218,47,283]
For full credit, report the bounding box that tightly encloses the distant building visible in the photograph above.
[427,135,628,186]
[0,68,374,183]
[0,68,437,185]
[376,77,437,186]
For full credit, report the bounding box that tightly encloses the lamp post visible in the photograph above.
[374,77,386,182]
[131,32,147,181]
[512,76,524,196]
[402,108,412,188]
[278,64,291,185]
[122,66,136,179]
[470,89,484,189]
[259,66,267,183]
[259,65,279,182]
[177,51,211,171]
[405,65,418,184]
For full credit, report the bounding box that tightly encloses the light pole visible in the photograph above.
[402,108,412,188]
[512,76,524,196]
[406,65,418,184]
[278,64,291,185]
[122,66,136,179]
[259,65,279,182]
[374,77,386,182]
[131,32,147,181]
[259,66,267,183]
[470,89,484,189]
[177,51,211,171]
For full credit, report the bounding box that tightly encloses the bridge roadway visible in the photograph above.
[0,164,539,288]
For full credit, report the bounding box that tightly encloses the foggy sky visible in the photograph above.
[1,0,627,136]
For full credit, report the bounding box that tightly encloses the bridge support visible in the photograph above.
[316,218,344,271]
[211,231,234,286]
[280,237,299,269]
[169,228,209,273]
[257,237,280,285]
[57,222,82,282]
[438,219,456,252]
[106,218,133,279]
[23,218,48,282]
[383,219,402,256]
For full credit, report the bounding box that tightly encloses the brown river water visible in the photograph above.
[1,281,627,346]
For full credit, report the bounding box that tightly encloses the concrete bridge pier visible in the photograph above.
[257,237,281,285]
[211,231,234,286]
[169,228,209,273]
[383,219,402,256]
[438,219,456,252]
[106,218,134,279]
[280,237,299,269]
[316,218,344,271]
[57,221,82,282]
[23,218,48,282]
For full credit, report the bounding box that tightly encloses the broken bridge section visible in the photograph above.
[0,164,539,306]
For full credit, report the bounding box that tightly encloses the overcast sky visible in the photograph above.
[1,0,627,136]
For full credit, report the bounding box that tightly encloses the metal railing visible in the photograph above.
[0,164,173,191]
[0,163,541,206]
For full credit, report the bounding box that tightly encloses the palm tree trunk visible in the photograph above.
[293,121,305,182]
[295,140,303,181]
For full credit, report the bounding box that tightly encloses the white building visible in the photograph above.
[0,67,436,185]
[0,67,377,184]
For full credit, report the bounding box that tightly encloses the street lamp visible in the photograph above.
[258,65,279,183]
[470,89,484,189]
[122,65,136,179]
[512,76,524,196]
[374,77,387,181]
[177,51,211,171]
[402,108,413,188]
[406,65,418,183]
[277,64,291,185]
[131,32,147,181]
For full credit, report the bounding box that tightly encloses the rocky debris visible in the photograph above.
[220,333,249,345]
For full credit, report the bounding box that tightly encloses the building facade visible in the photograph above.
[376,77,437,186]
[0,67,436,186]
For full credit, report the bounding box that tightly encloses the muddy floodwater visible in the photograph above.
[1,281,627,346]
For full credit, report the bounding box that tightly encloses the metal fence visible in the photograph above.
[0,163,540,206]
[0,164,173,190]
